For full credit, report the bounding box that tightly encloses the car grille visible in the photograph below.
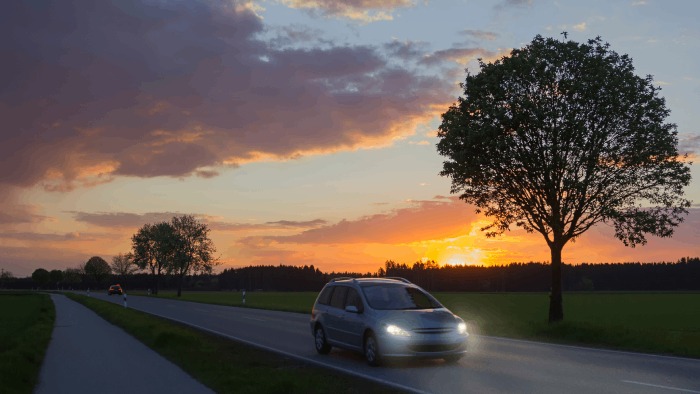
[408,343,463,353]
[412,327,454,334]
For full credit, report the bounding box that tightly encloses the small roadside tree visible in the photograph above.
[31,268,50,289]
[0,269,14,289]
[83,256,112,288]
[437,35,691,322]
[49,269,64,290]
[170,215,218,297]
[63,267,82,289]
[111,253,138,277]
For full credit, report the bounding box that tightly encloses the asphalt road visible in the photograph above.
[90,292,700,394]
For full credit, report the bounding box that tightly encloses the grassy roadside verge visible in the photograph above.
[440,292,700,358]
[143,290,700,359]
[65,293,398,394]
[0,292,55,394]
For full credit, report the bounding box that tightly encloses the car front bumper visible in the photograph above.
[377,332,468,358]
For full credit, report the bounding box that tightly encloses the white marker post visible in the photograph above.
[242,289,246,305]
[87,288,90,297]
[123,293,127,308]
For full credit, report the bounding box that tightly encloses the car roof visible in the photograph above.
[328,277,413,286]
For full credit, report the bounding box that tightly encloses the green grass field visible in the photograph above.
[0,292,55,394]
[143,290,700,358]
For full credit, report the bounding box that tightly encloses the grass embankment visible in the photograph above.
[147,290,700,358]
[66,293,398,394]
[0,292,55,394]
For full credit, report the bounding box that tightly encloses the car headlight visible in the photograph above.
[457,322,467,335]
[386,324,411,337]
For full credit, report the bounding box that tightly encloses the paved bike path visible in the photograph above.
[35,293,214,394]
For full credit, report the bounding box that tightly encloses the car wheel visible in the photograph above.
[314,326,331,354]
[364,333,381,366]
[443,354,463,364]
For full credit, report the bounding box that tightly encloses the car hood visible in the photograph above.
[377,308,461,330]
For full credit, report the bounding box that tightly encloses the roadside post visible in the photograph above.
[123,293,127,308]
[87,288,90,297]
[242,289,246,305]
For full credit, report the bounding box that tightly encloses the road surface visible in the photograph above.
[90,292,700,394]
[36,293,213,394]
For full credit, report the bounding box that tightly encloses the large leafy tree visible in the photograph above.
[170,215,217,297]
[131,222,175,295]
[437,35,691,322]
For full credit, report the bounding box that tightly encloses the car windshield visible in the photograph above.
[361,284,442,310]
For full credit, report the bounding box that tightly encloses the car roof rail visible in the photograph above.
[330,277,357,282]
[384,277,412,284]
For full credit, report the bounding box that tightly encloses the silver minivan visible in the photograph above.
[310,277,468,366]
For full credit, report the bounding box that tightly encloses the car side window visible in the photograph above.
[329,286,348,309]
[345,288,363,313]
[317,286,334,305]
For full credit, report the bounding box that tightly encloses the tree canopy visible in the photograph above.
[111,252,138,277]
[31,268,50,288]
[171,215,217,297]
[437,35,691,322]
[131,215,217,296]
[83,256,112,286]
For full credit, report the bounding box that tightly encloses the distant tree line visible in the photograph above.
[5,257,698,293]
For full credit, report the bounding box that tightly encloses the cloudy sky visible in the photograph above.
[2,0,699,277]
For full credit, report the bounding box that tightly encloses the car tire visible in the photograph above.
[443,354,463,363]
[364,333,381,366]
[314,326,331,354]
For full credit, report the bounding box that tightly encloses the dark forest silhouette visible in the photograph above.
[8,257,699,292]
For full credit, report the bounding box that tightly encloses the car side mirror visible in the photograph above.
[345,305,360,313]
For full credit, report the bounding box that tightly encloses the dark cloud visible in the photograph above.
[1,0,450,193]
[70,210,327,232]
[70,211,184,228]
[383,40,431,62]
[0,232,92,242]
[265,219,328,228]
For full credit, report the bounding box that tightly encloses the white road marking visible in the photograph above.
[481,335,699,363]
[622,380,700,393]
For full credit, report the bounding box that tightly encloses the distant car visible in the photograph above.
[108,284,123,295]
[310,277,468,366]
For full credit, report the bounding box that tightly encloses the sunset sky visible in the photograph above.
[2,0,699,278]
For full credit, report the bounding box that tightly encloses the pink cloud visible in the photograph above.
[0,0,452,194]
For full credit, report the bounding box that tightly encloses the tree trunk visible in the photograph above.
[177,274,183,297]
[154,267,160,295]
[548,242,564,323]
